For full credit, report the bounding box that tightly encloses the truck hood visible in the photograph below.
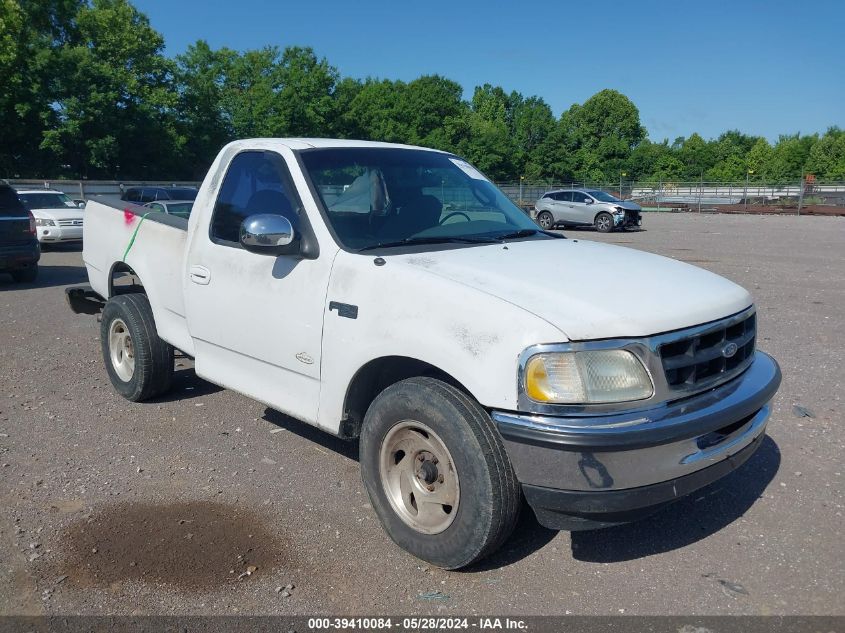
[394,238,752,341]
[30,208,84,221]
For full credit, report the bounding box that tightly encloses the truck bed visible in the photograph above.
[82,197,195,356]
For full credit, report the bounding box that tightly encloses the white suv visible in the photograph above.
[17,190,85,244]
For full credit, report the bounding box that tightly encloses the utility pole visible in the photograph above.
[797,172,805,216]
[657,179,662,213]
[698,172,703,213]
[744,169,754,211]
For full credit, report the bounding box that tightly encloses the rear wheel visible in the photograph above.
[594,212,614,233]
[11,265,37,283]
[537,211,554,230]
[101,293,174,401]
[360,377,521,569]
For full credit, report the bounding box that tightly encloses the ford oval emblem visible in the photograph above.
[721,342,738,358]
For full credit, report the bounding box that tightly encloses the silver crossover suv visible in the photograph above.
[534,189,642,232]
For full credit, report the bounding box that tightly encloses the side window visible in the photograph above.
[571,192,587,203]
[124,188,138,202]
[210,150,302,245]
[0,186,25,216]
[557,192,573,202]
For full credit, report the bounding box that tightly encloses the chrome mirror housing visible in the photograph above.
[239,214,299,256]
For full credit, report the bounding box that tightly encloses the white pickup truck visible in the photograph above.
[68,139,781,569]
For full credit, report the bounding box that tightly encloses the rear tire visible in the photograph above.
[101,293,174,401]
[360,377,521,569]
[11,265,37,283]
[595,212,614,233]
[537,211,554,230]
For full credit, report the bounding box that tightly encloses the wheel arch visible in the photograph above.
[108,261,146,298]
[340,355,474,439]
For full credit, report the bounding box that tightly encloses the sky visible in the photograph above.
[134,0,844,142]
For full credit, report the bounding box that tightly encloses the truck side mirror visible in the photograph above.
[239,214,300,257]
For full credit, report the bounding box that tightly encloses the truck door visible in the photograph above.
[183,149,333,425]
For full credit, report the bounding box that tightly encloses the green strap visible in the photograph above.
[122,212,152,262]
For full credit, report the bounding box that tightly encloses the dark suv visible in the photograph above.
[0,184,39,282]
[121,186,198,204]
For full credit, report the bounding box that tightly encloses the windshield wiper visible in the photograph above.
[359,236,500,252]
[493,229,539,240]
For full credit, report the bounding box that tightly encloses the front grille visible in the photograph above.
[58,219,83,226]
[659,312,756,389]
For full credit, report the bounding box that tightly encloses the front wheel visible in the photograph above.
[536,211,554,230]
[360,377,521,569]
[100,293,174,401]
[594,212,614,233]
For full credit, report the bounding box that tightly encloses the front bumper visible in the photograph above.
[38,224,83,243]
[614,210,642,228]
[493,351,780,530]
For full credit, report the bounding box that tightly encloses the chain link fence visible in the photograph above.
[6,177,845,216]
[496,178,845,215]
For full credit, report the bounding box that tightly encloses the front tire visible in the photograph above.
[100,293,174,401]
[594,212,614,233]
[360,377,521,569]
[536,211,554,230]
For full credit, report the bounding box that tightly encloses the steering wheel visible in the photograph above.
[439,211,471,225]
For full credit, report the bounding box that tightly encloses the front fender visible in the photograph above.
[315,250,565,433]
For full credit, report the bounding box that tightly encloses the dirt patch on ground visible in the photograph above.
[54,501,287,590]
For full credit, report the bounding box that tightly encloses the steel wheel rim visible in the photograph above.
[108,318,135,381]
[379,420,460,534]
[597,215,610,230]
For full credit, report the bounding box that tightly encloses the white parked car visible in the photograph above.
[68,139,780,569]
[17,189,85,244]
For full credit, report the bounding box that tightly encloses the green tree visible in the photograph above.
[446,85,514,179]
[510,94,555,179]
[746,138,774,180]
[174,40,234,177]
[41,0,180,178]
[804,128,844,180]
[768,134,816,182]
[0,0,85,176]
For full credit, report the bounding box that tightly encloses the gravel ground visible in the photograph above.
[0,213,843,616]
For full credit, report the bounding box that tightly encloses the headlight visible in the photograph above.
[524,350,653,404]
[35,218,55,226]
[614,207,626,214]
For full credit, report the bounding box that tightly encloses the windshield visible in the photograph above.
[299,148,542,251]
[19,192,77,210]
[586,190,621,203]
[165,202,193,217]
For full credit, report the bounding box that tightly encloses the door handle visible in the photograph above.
[189,265,211,285]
